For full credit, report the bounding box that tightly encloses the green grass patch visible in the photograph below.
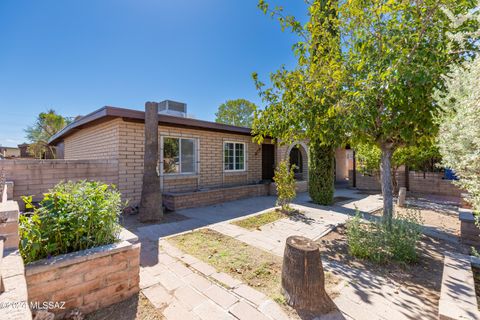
[231,209,287,230]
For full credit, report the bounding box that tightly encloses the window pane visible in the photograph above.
[181,139,195,173]
[163,138,179,173]
[224,143,234,170]
[235,143,244,170]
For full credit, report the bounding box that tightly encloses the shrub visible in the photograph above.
[274,160,296,212]
[19,180,123,263]
[346,209,422,263]
[309,141,335,205]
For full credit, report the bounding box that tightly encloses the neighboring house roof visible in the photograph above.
[49,106,253,145]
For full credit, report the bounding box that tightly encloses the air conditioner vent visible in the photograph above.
[158,100,187,117]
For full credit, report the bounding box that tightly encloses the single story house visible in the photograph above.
[0,146,20,159]
[49,101,351,210]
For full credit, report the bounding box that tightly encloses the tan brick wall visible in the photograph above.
[276,141,309,181]
[117,120,263,205]
[60,118,312,206]
[26,242,140,317]
[64,118,122,159]
[349,170,461,197]
[163,184,270,210]
[0,160,119,207]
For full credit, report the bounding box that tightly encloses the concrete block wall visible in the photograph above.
[0,159,119,208]
[0,201,19,250]
[348,170,459,197]
[26,241,140,317]
[459,209,480,247]
[0,199,31,320]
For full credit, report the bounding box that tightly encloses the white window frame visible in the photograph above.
[161,136,197,175]
[223,141,246,172]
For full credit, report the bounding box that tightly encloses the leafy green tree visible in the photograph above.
[25,109,71,159]
[253,0,346,205]
[341,0,478,227]
[215,99,258,127]
[435,17,480,213]
[355,140,441,190]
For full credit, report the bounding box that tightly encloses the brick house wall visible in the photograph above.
[61,118,265,205]
[64,118,122,159]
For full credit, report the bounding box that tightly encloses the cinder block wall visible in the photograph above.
[0,160,119,207]
[348,170,462,197]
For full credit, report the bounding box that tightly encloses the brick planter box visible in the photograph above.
[163,183,270,211]
[25,228,140,318]
[439,252,480,320]
[460,208,480,247]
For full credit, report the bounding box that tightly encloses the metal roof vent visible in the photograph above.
[158,100,187,117]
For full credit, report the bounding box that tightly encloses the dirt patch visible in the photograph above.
[168,228,340,318]
[85,293,164,320]
[317,226,461,312]
[372,203,460,238]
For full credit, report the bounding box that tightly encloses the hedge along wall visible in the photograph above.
[348,170,462,198]
[0,160,119,209]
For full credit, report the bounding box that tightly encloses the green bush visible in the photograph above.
[346,210,422,263]
[274,160,297,212]
[19,180,123,263]
[309,141,335,205]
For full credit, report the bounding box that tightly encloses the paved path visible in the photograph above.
[139,237,291,320]
[126,189,445,320]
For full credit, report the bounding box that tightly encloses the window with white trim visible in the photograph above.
[224,142,245,171]
[163,137,196,174]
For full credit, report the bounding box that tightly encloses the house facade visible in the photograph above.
[48,103,317,209]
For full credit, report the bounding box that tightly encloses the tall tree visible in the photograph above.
[25,109,71,159]
[139,102,163,222]
[342,0,478,226]
[215,99,258,127]
[253,0,346,205]
[435,5,480,212]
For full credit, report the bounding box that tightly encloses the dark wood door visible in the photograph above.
[262,144,275,181]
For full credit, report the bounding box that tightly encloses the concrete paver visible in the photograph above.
[129,189,443,320]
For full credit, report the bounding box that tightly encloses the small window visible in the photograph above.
[163,137,196,174]
[224,142,245,171]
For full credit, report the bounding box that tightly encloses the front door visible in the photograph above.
[262,144,275,181]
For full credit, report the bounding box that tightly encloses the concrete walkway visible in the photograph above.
[125,188,448,320]
[139,238,290,320]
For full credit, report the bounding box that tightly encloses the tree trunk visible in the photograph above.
[309,140,335,205]
[282,236,335,317]
[380,143,394,229]
[139,102,163,222]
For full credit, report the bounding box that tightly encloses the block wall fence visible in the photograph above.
[0,159,119,209]
[348,170,462,198]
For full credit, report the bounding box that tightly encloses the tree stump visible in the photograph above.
[282,235,335,316]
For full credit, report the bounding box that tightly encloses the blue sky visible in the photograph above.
[0,0,308,146]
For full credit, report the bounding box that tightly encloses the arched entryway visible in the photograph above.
[289,147,303,179]
[285,142,308,181]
